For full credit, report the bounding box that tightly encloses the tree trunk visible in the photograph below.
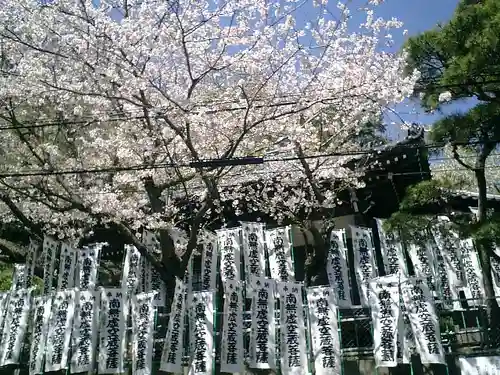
[474,166,500,346]
[304,226,329,287]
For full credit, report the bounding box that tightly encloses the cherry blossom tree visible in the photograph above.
[0,0,418,287]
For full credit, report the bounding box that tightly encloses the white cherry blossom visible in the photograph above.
[0,0,418,275]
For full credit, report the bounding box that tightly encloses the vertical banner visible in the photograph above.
[306,286,341,375]
[396,282,413,365]
[375,219,408,276]
[369,275,400,368]
[99,288,127,374]
[218,228,242,283]
[188,291,215,375]
[241,222,266,283]
[71,290,100,373]
[200,235,218,291]
[491,247,500,298]
[249,277,276,370]
[433,243,461,310]
[25,240,39,288]
[432,223,466,306]
[45,289,76,372]
[132,292,155,375]
[57,243,77,291]
[122,245,142,294]
[0,289,31,366]
[137,257,150,294]
[402,278,445,364]
[143,231,166,306]
[460,239,485,307]
[148,263,166,307]
[12,264,27,290]
[0,293,9,332]
[160,278,187,373]
[351,226,377,307]
[266,227,295,282]
[277,282,307,375]
[396,315,411,365]
[220,280,244,373]
[77,243,102,291]
[326,229,352,308]
[29,296,52,375]
[42,236,58,295]
[407,237,437,292]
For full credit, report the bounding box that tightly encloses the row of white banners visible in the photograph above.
[214,220,489,309]
[16,219,492,312]
[0,277,447,375]
[0,220,487,374]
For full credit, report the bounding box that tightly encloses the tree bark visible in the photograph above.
[474,155,500,345]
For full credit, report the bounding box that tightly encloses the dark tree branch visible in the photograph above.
[0,237,44,277]
[451,143,475,170]
[0,193,42,239]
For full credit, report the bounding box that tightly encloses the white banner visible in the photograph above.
[29,296,52,375]
[25,240,39,288]
[369,275,400,368]
[148,263,166,307]
[71,290,100,373]
[45,289,75,372]
[277,282,307,375]
[122,244,142,294]
[306,286,341,375]
[432,223,466,306]
[0,289,31,366]
[200,236,218,291]
[221,280,244,373]
[351,226,377,307]
[132,292,155,375]
[326,229,352,308]
[42,236,58,295]
[143,231,166,306]
[99,288,127,374]
[12,264,27,290]
[266,227,295,282]
[160,278,187,373]
[242,222,266,283]
[375,219,408,276]
[433,243,461,310]
[460,239,484,307]
[57,243,77,291]
[77,243,102,291]
[458,356,500,375]
[402,278,445,364]
[188,291,215,375]
[218,228,242,283]
[407,238,437,293]
[396,284,413,365]
[491,248,500,298]
[249,277,276,369]
[137,257,150,294]
[0,293,9,333]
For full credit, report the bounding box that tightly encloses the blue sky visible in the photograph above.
[360,0,463,140]
[288,0,464,140]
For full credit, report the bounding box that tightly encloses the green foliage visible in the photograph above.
[405,0,500,110]
[0,262,43,293]
[405,0,500,164]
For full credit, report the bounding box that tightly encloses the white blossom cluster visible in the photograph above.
[0,0,419,240]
